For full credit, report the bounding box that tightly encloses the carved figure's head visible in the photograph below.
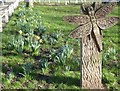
[81,2,102,15]
[87,6,95,16]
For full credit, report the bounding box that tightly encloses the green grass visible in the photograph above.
[33,5,79,35]
[2,2,120,90]
[2,3,81,89]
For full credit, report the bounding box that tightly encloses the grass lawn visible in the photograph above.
[1,2,120,89]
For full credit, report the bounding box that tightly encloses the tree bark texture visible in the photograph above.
[80,32,103,89]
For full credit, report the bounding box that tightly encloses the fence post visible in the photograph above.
[57,0,60,4]
[11,3,14,13]
[38,0,40,3]
[44,0,46,5]
[75,0,78,3]
[0,0,4,6]
[48,0,50,4]
[0,15,2,32]
[4,9,8,23]
[8,4,12,16]
[14,0,19,9]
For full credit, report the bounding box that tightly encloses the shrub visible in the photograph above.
[7,6,45,57]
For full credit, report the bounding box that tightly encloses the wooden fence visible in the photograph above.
[33,0,102,3]
[23,0,102,5]
[0,0,20,32]
[33,0,85,4]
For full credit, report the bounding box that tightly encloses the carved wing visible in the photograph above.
[93,30,102,52]
[63,15,90,25]
[92,23,102,52]
[95,2,116,19]
[94,2,103,11]
[69,22,92,38]
[97,17,119,29]
[81,2,94,14]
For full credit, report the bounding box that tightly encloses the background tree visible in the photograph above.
[24,0,33,7]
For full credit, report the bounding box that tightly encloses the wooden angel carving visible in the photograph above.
[63,2,119,52]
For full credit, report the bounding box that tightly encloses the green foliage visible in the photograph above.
[102,22,119,90]
[6,5,45,57]
[36,33,76,74]
[103,68,119,90]
[102,47,119,90]
[50,44,73,72]
[53,44,73,64]
[7,35,24,54]
[102,47,117,67]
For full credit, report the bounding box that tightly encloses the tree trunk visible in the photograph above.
[69,0,70,3]
[80,32,103,89]
[25,0,33,7]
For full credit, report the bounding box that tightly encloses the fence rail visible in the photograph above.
[22,0,103,5]
[22,0,119,6]
[0,0,20,32]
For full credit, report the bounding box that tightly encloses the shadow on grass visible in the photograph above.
[32,73,80,87]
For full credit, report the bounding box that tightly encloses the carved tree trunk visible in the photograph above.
[64,2,118,89]
[80,32,103,89]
